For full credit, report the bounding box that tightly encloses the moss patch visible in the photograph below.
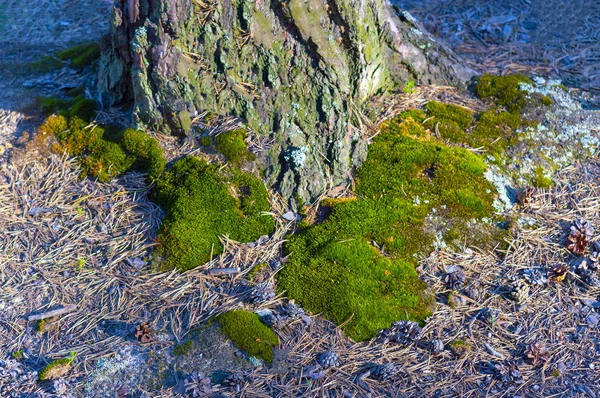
[218,310,279,363]
[215,129,255,164]
[38,352,75,381]
[40,115,165,183]
[31,42,101,73]
[278,116,497,341]
[173,340,193,356]
[154,156,275,271]
[40,95,97,121]
[473,74,532,112]
[531,165,553,188]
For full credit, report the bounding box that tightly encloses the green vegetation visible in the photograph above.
[57,42,101,69]
[424,101,528,159]
[39,115,165,183]
[36,319,46,333]
[11,350,23,360]
[541,95,553,106]
[218,310,279,363]
[32,42,101,72]
[215,129,255,164]
[173,340,193,356]
[38,352,76,381]
[531,165,553,188]
[473,74,532,112]
[122,129,167,181]
[40,95,97,121]
[278,116,497,341]
[154,156,275,271]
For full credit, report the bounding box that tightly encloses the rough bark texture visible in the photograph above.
[98,0,472,202]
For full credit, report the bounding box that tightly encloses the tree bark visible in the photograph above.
[98,0,471,202]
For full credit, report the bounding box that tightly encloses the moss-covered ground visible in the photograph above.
[218,310,279,363]
[31,42,101,73]
[278,75,545,341]
[153,156,275,271]
[39,115,165,183]
[278,113,500,341]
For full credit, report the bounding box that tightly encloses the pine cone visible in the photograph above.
[511,279,530,303]
[248,282,276,303]
[525,342,549,367]
[517,187,535,206]
[262,313,288,329]
[376,320,421,345]
[567,219,594,255]
[523,268,547,285]
[550,263,569,282]
[223,373,248,391]
[430,339,444,354]
[493,360,524,384]
[316,351,340,369]
[134,322,154,343]
[444,266,466,290]
[184,372,212,397]
[370,363,397,382]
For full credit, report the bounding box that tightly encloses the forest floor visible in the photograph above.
[1,1,600,398]
[394,0,600,94]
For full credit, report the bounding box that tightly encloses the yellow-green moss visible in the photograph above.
[215,129,255,164]
[154,156,275,271]
[173,340,193,356]
[57,42,101,70]
[11,350,23,360]
[540,95,553,106]
[40,95,97,121]
[36,319,46,333]
[278,116,497,341]
[218,310,279,363]
[121,129,166,181]
[531,166,553,188]
[38,352,75,381]
[200,136,212,146]
[41,115,165,183]
[473,74,532,112]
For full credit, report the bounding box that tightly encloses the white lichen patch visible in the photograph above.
[484,167,516,213]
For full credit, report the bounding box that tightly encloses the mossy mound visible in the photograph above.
[215,129,255,164]
[154,156,275,271]
[278,116,497,341]
[40,95,97,122]
[218,310,279,363]
[39,115,165,183]
[473,74,532,112]
[38,352,75,381]
[32,42,101,73]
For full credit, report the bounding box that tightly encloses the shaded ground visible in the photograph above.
[0,0,111,143]
[394,0,600,93]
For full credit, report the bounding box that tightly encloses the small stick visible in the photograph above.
[208,267,240,276]
[484,342,505,359]
[27,305,78,321]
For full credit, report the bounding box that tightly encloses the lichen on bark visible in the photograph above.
[98,0,471,202]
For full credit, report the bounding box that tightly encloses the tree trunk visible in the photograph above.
[98,0,471,202]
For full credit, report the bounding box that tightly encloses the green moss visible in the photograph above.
[541,95,553,106]
[215,129,255,164]
[42,115,165,183]
[36,320,46,333]
[38,352,76,381]
[278,117,497,341]
[218,310,279,363]
[40,95,97,121]
[200,136,212,146]
[154,156,275,271]
[399,109,426,123]
[11,350,23,360]
[57,42,101,70]
[121,129,166,181]
[173,340,193,356]
[247,262,269,281]
[425,101,473,129]
[473,74,532,112]
[531,166,553,188]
